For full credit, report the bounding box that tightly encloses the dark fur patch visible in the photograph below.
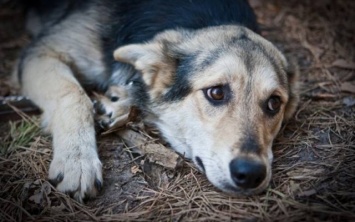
[240,134,261,154]
[24,0,94,26]
[130,78,150,110]
[199,48,224,69]
[17,0,96,84]
[103,0,259,84]
[163,56,193,102]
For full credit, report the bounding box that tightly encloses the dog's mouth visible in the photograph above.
[195,156,206,173]
[218,171,272,195]
[217,183,266,196]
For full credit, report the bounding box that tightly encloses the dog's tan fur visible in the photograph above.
[15,5,298,202]
[16,9,107,201]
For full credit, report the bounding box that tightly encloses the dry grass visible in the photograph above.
[1,0,355,221]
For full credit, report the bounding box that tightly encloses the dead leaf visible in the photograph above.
[290,180,300,193]
[305,92,337,100]
[287,168,324,180]
[118,129,181,170]
[50,203,66,213]
[332,59,355,69]
[249,0,262,8]
[42,181,51,195]
[118,129,146,147]
[340,82,355,94]
[131,165,141,174]
[142,161,170,189]
[0,83,11,97]
[40,148,52,154]
[28,180,51,205]
[298,189,317,197]
[29,190,43,204]
[343,97,355,107]
[302,40,323,63]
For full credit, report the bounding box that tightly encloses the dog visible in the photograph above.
[14,0,299,202]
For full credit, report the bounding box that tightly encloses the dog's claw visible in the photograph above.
[95,178,103,191]
[66,190,75,198]
[48,146,102,203]
[94,85,132,129]
[94,101,106,115]
[49,172,64,186]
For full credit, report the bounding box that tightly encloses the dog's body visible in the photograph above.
[15,0,298,202]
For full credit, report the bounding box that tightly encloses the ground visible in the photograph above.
[0,0,354,221]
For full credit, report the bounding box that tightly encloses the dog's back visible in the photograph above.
[105,0,259,45]
[102,0,259,84]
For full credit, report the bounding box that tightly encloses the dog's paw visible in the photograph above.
[93,85,132,129]
[48,150,103,202]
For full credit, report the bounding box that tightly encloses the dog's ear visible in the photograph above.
[114,43,166,72]
[283,59,300,120]
[113,30,189,93]
[114,42,177,97]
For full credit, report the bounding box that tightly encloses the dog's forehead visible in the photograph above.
[182,26,288,89]
[191,50,282,94]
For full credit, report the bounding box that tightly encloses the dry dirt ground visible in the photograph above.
[0,0,354,221]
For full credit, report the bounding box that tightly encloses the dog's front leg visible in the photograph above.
[20,55,102,202]
[94,85,132,129]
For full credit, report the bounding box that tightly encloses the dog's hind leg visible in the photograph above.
[19,54,102,202]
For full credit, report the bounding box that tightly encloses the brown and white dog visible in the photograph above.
[14,0,298,202]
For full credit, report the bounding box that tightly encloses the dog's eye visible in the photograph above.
[203,85,230,106]
[266,96,281,113]
[110,96,119,102]
[206,86,225,100]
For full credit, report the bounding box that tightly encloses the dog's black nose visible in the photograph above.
[229,158,266,189]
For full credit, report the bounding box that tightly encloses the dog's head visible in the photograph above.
[114,25,299,195]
